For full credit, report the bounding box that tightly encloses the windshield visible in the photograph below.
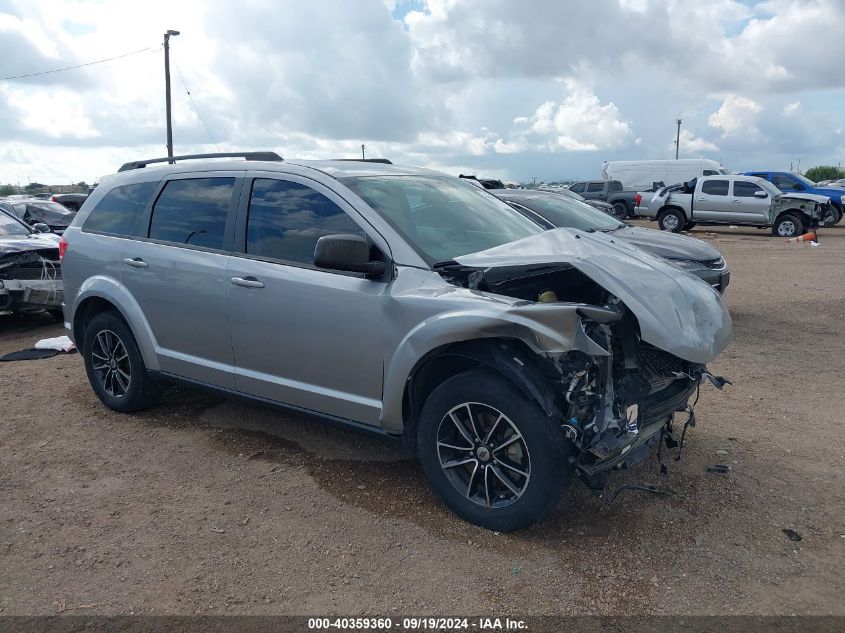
[0,212,30,236]
[509,195,625,232]
[343,176,542,263]
[794,173,816,187]
[754,178,782,197]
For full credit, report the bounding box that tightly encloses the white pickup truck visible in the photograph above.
[636,175,831,237]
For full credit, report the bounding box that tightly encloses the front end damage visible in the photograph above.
[440,230,732,496]
[0,249,63,315]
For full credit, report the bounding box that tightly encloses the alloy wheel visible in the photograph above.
[91,329,131,398]
[436,402,531,508]
[662,214,679,231]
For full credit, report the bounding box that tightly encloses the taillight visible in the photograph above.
[635,193,642,206]
[58,236,68,260]
[51,195,58,202]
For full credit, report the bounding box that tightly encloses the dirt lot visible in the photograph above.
[1,223,843,616]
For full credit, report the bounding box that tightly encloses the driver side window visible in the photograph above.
[245,178,366,266]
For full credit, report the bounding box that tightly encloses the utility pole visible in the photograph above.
[674,118,682,160]
[361,144,366,160]
[164,29,180,162]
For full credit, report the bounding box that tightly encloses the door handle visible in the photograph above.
[731,199,742,203]
[231,276,265,288]
[123,257,148,268]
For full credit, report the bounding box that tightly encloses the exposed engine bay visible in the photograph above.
[434,261,729,492]
[0,248,63,315]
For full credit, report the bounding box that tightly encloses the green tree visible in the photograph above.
[76,181,88,188]
[0,184,15,196]
[804,165,844,182]
[24,182,46,193]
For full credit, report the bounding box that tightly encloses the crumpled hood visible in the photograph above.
[780,192,831,205]
[0,234,61,256]
[454,228,732,364]
[612,226,722,262]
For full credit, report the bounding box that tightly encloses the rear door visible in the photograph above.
[120,173,241,388]
[226,173,388,425]
[582,181,606,200]
[692,178,732,221]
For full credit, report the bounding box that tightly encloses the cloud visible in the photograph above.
[0,0,844,184]
[672,129,719,154]
[708,96,763,139]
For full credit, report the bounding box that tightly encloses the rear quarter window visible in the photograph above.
[83,182,158,236]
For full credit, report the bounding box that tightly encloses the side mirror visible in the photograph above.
[314,234,387,278]
[754,190,768,198]
[32,222,51,233]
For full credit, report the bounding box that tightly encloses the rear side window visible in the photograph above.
[701,180,729,196]
[245,178,365,265]
[733,181,765,198]
[83,182,157,236]
[148,178,234,249]
[586,182,605,193]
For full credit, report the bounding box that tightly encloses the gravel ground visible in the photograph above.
[0,223,843,616]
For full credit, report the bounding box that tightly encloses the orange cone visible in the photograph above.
[786,231,817,244]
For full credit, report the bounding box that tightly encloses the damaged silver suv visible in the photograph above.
[60,153,732,531]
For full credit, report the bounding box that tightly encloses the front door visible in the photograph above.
[121,174,240,388]
[227,175,387,425]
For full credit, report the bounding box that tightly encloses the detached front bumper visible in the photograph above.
[0,278,63,314]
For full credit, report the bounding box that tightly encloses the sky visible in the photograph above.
[0,0,843,185]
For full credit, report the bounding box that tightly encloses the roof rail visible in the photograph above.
[118,151,283,172]
[332,158,393,165]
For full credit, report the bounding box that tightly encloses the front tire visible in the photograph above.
[417,369,574,532]
[772,213,804,238]
[658,208,685,233]
[83,311,159,413]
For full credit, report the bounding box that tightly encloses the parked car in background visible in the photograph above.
[0,206,62,317]
[567,180,639,219]
[742,171,843,225]
[51,192,89,211]
[602,159,729,191]
[642,175,828,237]
[1,199,76,234]
[60,152,731,531]
[493,189,730,293]
[458,175,507,190]
[829,179,845,188]
[551,186,618,216]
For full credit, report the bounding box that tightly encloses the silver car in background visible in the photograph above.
[60,153,732,531]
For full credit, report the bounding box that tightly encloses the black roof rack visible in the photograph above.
[118,151,283,172]
[332,158,393,165]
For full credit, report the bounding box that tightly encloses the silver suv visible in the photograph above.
[61,152,732,531]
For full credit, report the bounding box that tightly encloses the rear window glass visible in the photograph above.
[701,180,729,196]
[83,182,157,236]
[148,178,234,249]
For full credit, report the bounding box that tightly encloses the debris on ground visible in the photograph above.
[706,464,731,474]
[782,529,803,542]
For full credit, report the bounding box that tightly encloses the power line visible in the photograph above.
[173,61,221,152]
[0,46,158,82]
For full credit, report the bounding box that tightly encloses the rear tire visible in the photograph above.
[83,311,159,413]
[772,213,804,238]
[658,208,685,233]
[416,368,574,532]
[611,202,628,220]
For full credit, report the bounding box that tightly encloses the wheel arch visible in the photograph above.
[399,338,562,452]
[71,277,160,371]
